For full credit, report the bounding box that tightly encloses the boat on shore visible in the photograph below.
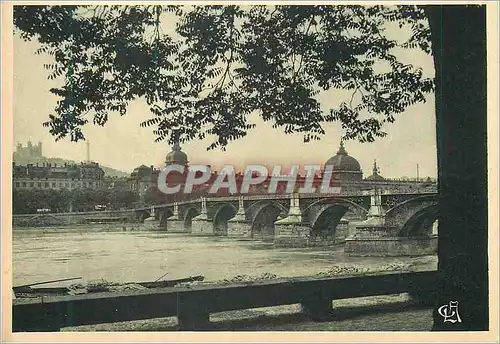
[13,275,205,298]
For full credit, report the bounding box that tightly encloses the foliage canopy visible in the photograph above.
[14,5,433,149]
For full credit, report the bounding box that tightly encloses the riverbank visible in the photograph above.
[13,223,142,232]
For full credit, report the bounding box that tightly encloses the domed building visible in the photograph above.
[365,160,385,181]
[165,142,188,166]
[324,141,363,181]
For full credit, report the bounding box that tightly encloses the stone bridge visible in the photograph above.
[136,190,438,256]
[11,189,437,256]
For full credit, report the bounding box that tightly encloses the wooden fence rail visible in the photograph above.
[12,270,437,331]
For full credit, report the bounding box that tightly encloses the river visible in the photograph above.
[13,226,437,288]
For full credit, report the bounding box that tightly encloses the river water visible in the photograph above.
[13,226,437,288]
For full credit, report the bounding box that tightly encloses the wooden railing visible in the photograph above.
[12,270,437,331]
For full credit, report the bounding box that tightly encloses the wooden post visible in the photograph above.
[300,294,334,322]
[177,311,210,331]
[176,295,211,330]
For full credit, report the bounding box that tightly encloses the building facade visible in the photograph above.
[13,162,105,190]
[128,165,160,195]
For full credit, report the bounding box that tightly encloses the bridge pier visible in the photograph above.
[345,190,437,256]
[227,197,252,238]
[165,203,188,233]
[334,217,349,244]
[165,219,187,233]
[345,189,389,255]
[274,194,311,247]
[143,207,161,230]
[143,218,161,230]
[190,198,215,236]
[190,218,215,236]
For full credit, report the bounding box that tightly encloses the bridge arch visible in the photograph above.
[309,204,349,236]
[183,207,200,232]
[305,197,369,214]
[385,195,438,234]
[386,194,437,215]
[248,201,289,240]
[399,205,438,237]
[213,203,238,235]
[307,198,368,227]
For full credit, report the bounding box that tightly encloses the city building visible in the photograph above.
[129,139,437,203]
[103,176,130,190]
[13,161,105,190]
[128,165,160,195]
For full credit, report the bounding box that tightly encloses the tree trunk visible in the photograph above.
[426,5,489,331]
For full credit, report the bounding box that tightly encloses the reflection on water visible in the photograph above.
[13,226,437,287]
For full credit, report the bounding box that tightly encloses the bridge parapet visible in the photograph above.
[139,190,437,212]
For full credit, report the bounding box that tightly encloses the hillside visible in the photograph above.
[12,155,130,178]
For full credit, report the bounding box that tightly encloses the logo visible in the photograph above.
[438,301,462,323]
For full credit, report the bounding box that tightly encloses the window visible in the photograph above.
[15,182,20,188]
[52,182,56,187]
[37,182,42,188]
[22,182,27,187]
[45,182,49,187]
[29,182,34,187]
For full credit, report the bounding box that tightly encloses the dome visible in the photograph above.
[366,174,385,181]
[366,160,385,181]
[325,141,361,171]
[165,142,188,166]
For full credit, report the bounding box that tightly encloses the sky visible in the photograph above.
[13,10,438,178]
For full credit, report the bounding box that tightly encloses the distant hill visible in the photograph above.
[12,156,130,178]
